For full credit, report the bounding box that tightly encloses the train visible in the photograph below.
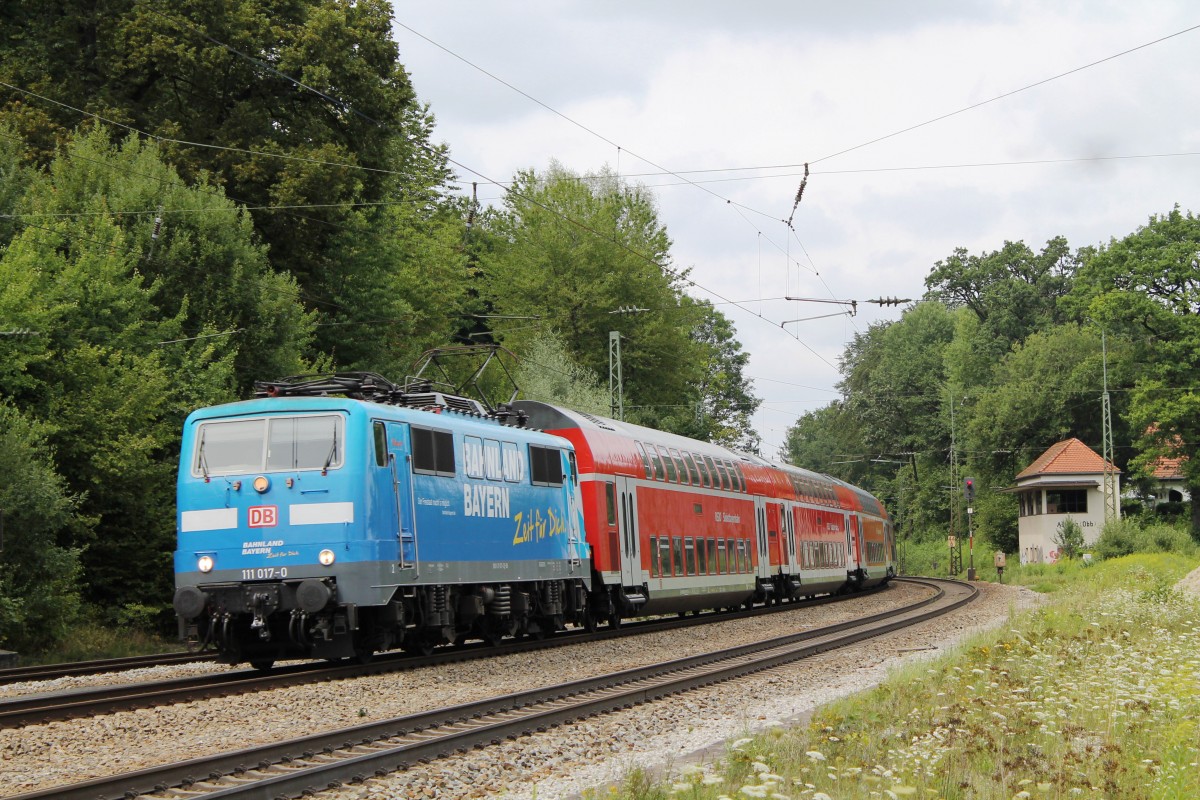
[173,373,895,667]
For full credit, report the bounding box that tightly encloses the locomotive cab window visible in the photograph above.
[412,427,456,477]
[530,445,564,486]
[373,421,388,467]
[193,414,343,477]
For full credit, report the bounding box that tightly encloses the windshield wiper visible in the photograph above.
[321,424,338,475]
[197,431,211,482]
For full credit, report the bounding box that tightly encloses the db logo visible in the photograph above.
[248,506,278,528]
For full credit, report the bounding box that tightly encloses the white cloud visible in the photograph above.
[393,1,1200,454]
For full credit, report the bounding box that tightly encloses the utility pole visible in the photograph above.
[1100,329,1118,522]
[608,331,624,421]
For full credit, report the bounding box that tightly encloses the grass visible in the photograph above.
[600,553,1200,800]
[19,622,179,666]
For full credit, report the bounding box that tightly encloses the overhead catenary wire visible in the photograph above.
[141,16,831,360]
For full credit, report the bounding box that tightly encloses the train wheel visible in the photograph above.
[250,659,275,671]
[608,612,622,630]
[582,609,597,633]
[405,640,435,657]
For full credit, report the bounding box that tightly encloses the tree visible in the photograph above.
[0,123,313,616]
[0,404,84,652]
[661,303,761,452]
[924,237,1076,367]
[1070,207,1200,537]
[512,332,609,415]
[479,165,726,437]
[1053,517,1085,560]
[1,0,424,345]
[839,301,957,457]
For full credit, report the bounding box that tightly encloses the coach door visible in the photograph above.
[615,476,641,587]
[782,503,797,574]
[754,497,770,579]
[383,422,418,569]
[847,513,862,572]
[765,502,784,569]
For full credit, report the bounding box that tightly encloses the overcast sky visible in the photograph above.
[390,2,1200,456]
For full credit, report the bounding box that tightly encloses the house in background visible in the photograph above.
[1145,448,1190,508]
[1007,438,1120,564]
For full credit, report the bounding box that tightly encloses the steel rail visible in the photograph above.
[0,584,881,729]
[0,651,218,685]
[6,578,973,800]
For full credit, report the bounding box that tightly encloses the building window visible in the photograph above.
[1046,489,1087,514]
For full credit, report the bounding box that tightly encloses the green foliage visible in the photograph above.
[512,332,609,415]
[0,403,84,652]
[480,165,759,445]
[924,236,1076,358]
[1070,206,1200,536]
[2,0,419,297]
[619,555,1200,800]
[1053,516,1085,560]
[1094,517,1198,560]
[0,122,314,617]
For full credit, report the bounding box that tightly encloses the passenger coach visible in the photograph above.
[512,402,896,621]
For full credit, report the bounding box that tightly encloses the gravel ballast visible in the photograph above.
[0,580,1040,798]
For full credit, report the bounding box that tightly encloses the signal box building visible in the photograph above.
[1010,438,1119,564]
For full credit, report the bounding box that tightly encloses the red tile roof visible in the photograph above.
[1151,455,1186,480]
[1016,438,1120,479]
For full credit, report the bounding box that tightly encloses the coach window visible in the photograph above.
[669,448,690,485]
[649,537,659,577]
[730,462,746,492]
[646,445,666,481]
[683,452,702,485]
[716,539,727,573]
[605,483,617,526]
[411,426,455,477]
[707,538,717,573]
[697,537,709,574]
[634,441,653,480]
[685,538,697,575]
[713,459,731,490]
[659,537,672,576]
[530,446,564,486]
[702,455,720,488]
[693,453,711,487]
[657,445,678,482]
[672,536,684,576]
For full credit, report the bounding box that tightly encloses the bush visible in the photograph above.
[1053,517,1085,560]
[1094,517,1197,560]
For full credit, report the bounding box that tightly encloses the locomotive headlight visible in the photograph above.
[318,549,336,566]
[253,475,270,493]
[197,555,215,573]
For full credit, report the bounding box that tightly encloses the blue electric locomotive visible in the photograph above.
[173,374,591,667]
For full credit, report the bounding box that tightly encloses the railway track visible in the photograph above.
[0,650,217,685]
[7,577,974,800]
[0,584,877,729]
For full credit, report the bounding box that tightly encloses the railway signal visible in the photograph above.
[963,476,975,503]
